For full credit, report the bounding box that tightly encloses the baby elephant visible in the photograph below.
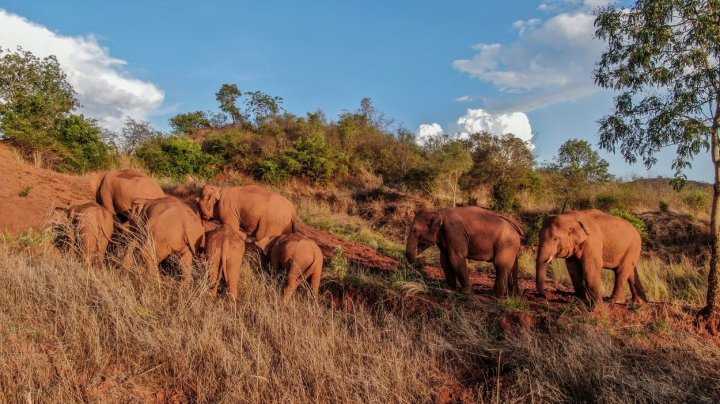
[56,202,115,265]
[205,225,247,301]
[256,234,323,302]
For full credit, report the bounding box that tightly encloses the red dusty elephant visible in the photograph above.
[198,185,297,240]
[204,225,247,301]
[56,202,116,266]
[93,169,165,221]
[536,209,646,307]
[256,233,323,302]
[406,207,524,298]
[124,196,205,283]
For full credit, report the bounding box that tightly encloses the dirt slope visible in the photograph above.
[0,143,93,234]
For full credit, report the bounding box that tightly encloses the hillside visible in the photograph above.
[1,144,719,402]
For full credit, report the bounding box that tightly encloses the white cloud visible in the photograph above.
[416,109,533,147]
[416,123,444,145]
[454,109,532,143]
[452,3,607,111]
[0,9,164,130]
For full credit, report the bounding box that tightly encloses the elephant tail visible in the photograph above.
[499,214,525,238]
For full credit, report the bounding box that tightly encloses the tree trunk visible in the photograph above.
[700,123,720,326]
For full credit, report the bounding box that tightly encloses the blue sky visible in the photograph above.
[0,0,712,181]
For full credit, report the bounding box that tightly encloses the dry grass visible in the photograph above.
[1,236,719,402]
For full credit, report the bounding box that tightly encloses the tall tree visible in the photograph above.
[215,83,243,124]
[550,139,612,212]
[594,0,720,324]
[245,91,283,126]
[120,117,161,154]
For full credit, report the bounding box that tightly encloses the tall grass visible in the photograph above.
[1,241,719,402]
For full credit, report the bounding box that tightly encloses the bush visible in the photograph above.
[610,208,649,241]
[256,134,349,184]
[491,182,520,212]
[595,193,622,211]
[683,190,709,215]
[53,114,110,172]
[659,200,670,212]
[135,135,219,179]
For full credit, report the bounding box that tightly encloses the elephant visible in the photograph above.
[93,169,165,221]
[56,202,115,265]
[198,185,297,240]
[124,196,205,283]
[256,233,323,302]
[535,209,646,307]
[204,225,247,301]
[406,207,524,297]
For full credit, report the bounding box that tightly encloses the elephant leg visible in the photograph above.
[439,252,458,291]
[565,258,587,300]
[305,264,321,299]
[609,266,631,304]
[178,249,194,286]
[448,253,471,294]
[282,262,303,302]
[226,260,240,302]
[492,249,518,298]
[509,257,521,296]
[581,256,604,308]
[208,255,221,297]
[628,266,648,304]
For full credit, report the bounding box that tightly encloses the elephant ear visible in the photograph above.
[203,185,222,201]
[570,220,590,245]
[427,211,443,238]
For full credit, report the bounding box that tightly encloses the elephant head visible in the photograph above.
[405,209,443,263]
[536,215,590,297]
[198,185,222,221]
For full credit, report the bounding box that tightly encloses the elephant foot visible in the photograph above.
[609,295,627,305]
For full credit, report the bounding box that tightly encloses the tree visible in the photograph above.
[0,47,108,172]
[550,139,612,212]
[594,0,720,324]
[169,111,213,134]
[431,139,473,207]
[459,132,536,211]
[216,83,243,124]
[135,135,219,179]
[245,91,283,126]
[120,117,161,154]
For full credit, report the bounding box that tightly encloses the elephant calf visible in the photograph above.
[124,196,205,283]
[56,202,115,266]
[205,225,247,301]
[256,234,323,302]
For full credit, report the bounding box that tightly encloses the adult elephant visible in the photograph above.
[198,185,297,240]
[406,207,524,297]
[124,196,205,284]
[93,169,165,221]
[535,209,646,307]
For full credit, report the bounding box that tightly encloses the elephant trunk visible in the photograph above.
[405,235,418,263]
[536,244,553,298]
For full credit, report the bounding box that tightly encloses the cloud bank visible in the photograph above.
[452,0,611,112]
[416,109,532,146]
[0,9,164,130]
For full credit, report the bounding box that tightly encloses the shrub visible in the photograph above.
[491,182,520,212]
[610,208,649,241]
[595,193,622,211]
[135,135,219,179]
[683,190,709,215]
[256,134,349,184]
[659,200,670,213]
[53,114,110,172]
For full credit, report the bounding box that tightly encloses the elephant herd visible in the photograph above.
[56,169,323,302]
[406,206,647,308]
[56,168,646,308]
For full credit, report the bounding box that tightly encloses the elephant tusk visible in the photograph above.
[546,255,554,264]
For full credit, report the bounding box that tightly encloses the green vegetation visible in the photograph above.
[134,135,219,179]
[610,208,649,241]
[0,47,109,172]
